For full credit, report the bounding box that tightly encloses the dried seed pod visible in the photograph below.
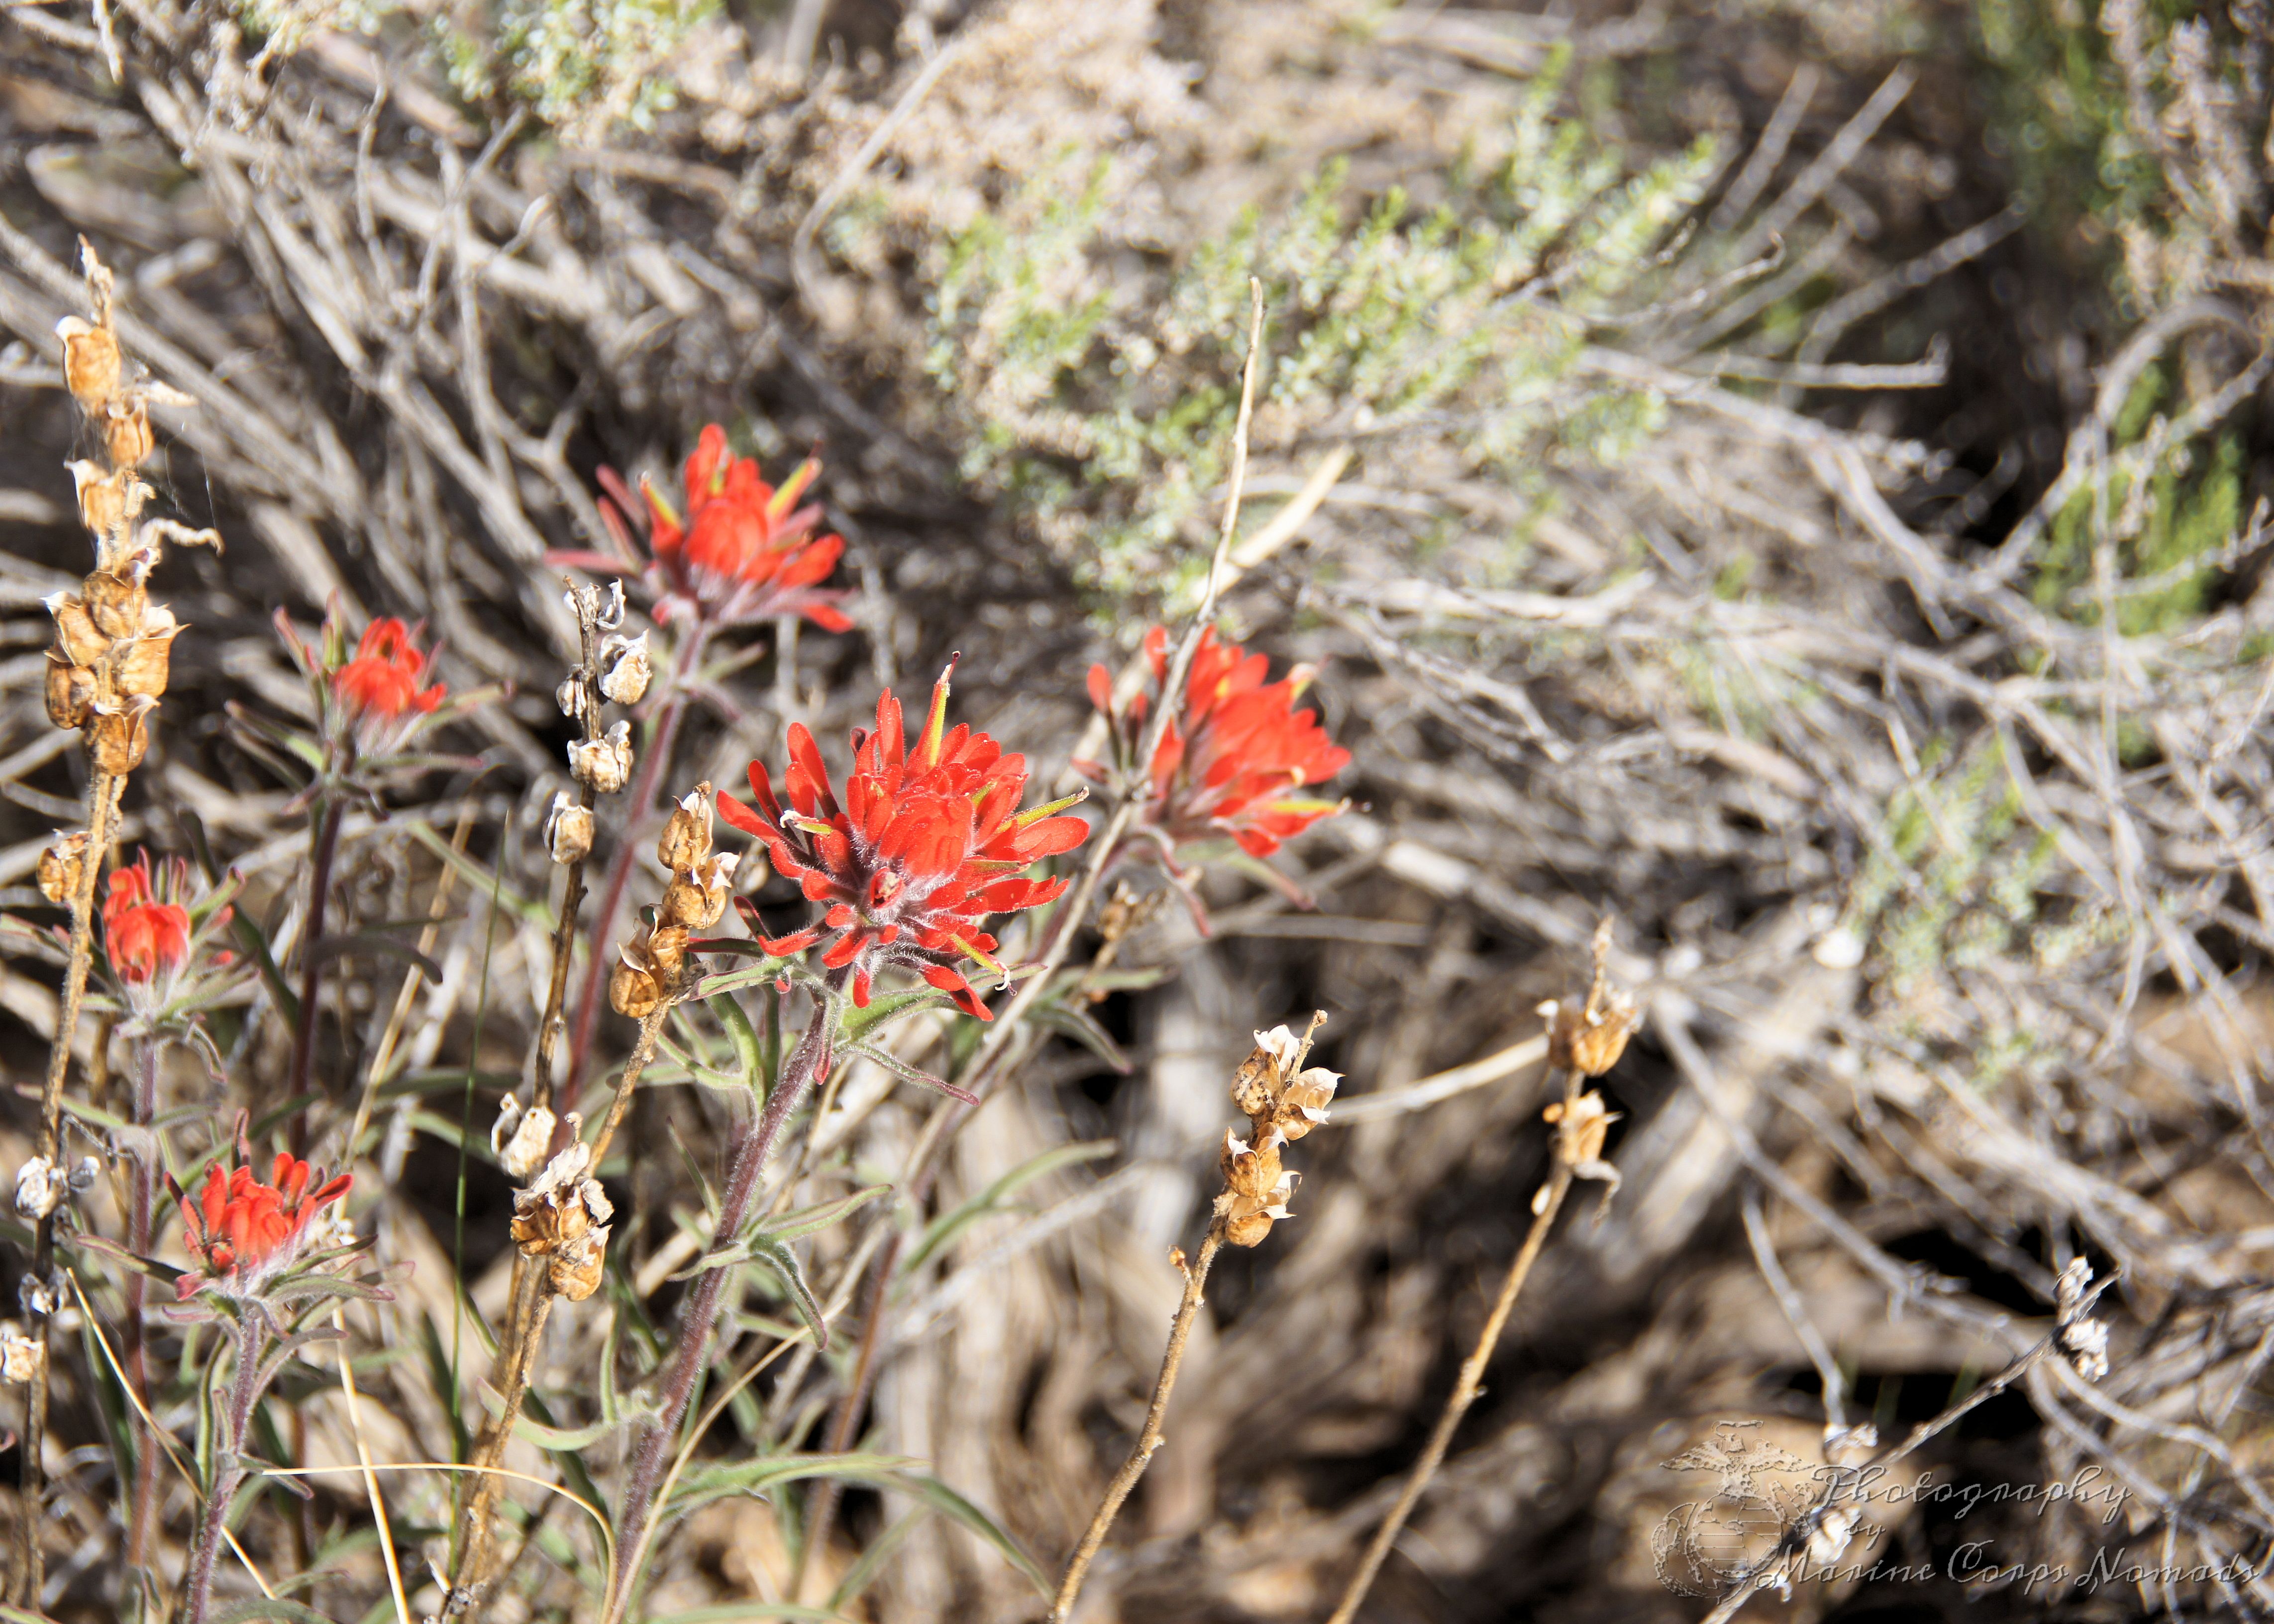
[1214,1129,1295,1248]
[36,831,88,906]
[68,462,149,541]
[55,315,119,410]
[569,720,633,793]
[544,792,594,865]
[47,593,110,668]
[114,619,183,699]
[0,1324,40,1384]
[1231,1023,1340,1146]
[13,1157,64,1220]
[501,1112,557,1182]
[511,1140,614,1301]
[85,695,155,775]
[104,399,153,470]
[656,784,713,874]
[643,923,690,979]
[555,674,586,722]
[83,561,150,641]
[597,630,651,705]
[549,1228,610,1301]
[610,945,665,1018]
[44,652,94,730]
[657,852,738,931]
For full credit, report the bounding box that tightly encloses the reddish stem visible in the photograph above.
[603,970,843,1624]
[286,796,345,1148]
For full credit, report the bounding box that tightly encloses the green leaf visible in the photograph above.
[890,1471,1053,1599]
[1030,999,1133,1073]
[183,810,301,1024]
[838,984,953,1045]
[902,1140,1116,1276]
[710,991,770,1100]
[755,1183,890,1243]
[210,1601,335,1624]
[664,1450,921,1518]
[685,957,792,1000]
[750,1235,828,1351]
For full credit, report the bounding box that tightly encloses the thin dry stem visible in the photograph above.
[1049,1224,1226,1623]
[447,1278,559,1614]
[16,765,118,1605]
[1324,1078,1579,1624]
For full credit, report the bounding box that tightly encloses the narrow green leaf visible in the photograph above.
[903,1140,1116,1276]
[750,1235,828,1351]
[710,991,769,1100]
[210,1600,334,1624]
[665,1450,922,1518]
[755,1183,891,1243]
[887,1471,1053,1599]
[839,984,952,1044]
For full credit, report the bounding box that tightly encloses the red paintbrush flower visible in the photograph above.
[103,851,192,997]
[330,617,445,750]
[571,424,853,631]
[719,662,1089,1019]
[176,1152,352,1300]
[1086,626,1350,858]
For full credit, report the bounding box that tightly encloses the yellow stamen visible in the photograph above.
[916,659,955,771]
[765,458,820,522]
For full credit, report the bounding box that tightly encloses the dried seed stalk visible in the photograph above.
[18,242,211,1606]
[1325,924,1635,1624]
[1050,1013,1333,1624]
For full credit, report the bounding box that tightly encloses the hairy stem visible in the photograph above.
[603,980,841,1624]
[1051,1223,1226,1623]
[1324,1144,1575,1624]
[286,795,346,1144]
[15,766,119,1606]
[182,1307,270,1624]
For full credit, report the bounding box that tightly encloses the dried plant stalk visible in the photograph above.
[1049,1226,1225,1622]
[1328,924,1635,1624]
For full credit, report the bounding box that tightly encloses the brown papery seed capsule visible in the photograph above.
[544,793,594,865]
[35,831,88,907]
[609,955,663,1019]
[550,1233,608,1302]
[644,923,690,980]
[69,463,147,541]
[82,567,148,641]
[55,316,119,411]
[47,595,110,668]
[103,400,153,470]
[656,784,713,875]
[114,620,182,700]
[85,696,153,775]
[44,653,94,730]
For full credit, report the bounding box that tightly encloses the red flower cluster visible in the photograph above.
[331,618,445,749]
[103,852,192,992]
[177,1153,351,1300]
[1087,626,1350,857]
[597,425,852,630]
[721,664,1089,1018]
